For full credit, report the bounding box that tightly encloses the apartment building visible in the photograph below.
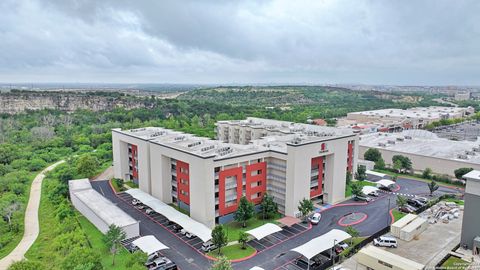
[112,118,358,228]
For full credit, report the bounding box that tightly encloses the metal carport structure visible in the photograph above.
[125,189,212,242]
[246,223,283,240]
[132,235,169,255]
[291,229,351,269]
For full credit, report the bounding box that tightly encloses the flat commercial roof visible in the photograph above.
[74,189,138,228]
[391,214,417,229]
[246,223,283,240]
[358,245,425,270]
[360,130,480,163]
[402,217,427,233]
[291,229,351,260]
[126,189,212,242]
[132,235,169,255]
[68,178,92,192]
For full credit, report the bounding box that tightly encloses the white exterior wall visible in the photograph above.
[112,130,152,193]
[71,192,140,238]
[358,145,480,176]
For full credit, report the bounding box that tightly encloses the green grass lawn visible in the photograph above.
[443,198,465,205]
[76,214,132,270]
[0,171,38,260]
[345,180,376,197]
[441,256,470,270]
[124,181,139,189]
[207,243,256,260]
[374,169,465,188]
[224,213,281,242]
[392,209,406,222]
[110,179,125,193]
[168,203,190,215]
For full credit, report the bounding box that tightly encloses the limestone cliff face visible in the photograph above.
[0,92,149,113]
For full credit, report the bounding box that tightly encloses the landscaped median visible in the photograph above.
[345,180,376,197]
[224,213,282,242]
[206,243,256,261]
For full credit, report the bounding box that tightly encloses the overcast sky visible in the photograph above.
[1,0,479,85]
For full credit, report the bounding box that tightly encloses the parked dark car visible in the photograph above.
[407,198,425,208]
[398,206,415,213]
[172,224,182,232]
[125,243,139,253]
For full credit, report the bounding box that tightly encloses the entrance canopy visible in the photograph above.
[291,229,351,260]
[362,186,379,195]
[377,179,396,188]
[125,189,212,242]
[246,223,282,240]
[132,235,169,255]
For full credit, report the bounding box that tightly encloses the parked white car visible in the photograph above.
[309,212,322,225]
[180,229,194,239]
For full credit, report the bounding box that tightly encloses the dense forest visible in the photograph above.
[0,88,449,269]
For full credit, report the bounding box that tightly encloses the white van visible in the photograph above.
[373,236,398,248]
[201,241,217,252]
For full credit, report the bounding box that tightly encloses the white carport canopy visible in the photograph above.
[250,267,265,270]
[366,170,386,178]
[377,179,396,187]
[362,186,379,195]
[291,229,351,260]
[246,223,283,240]
[125,189,212,242]
[132,235,168,255]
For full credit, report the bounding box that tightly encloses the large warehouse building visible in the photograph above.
[113,117,358,228]
[359,130,480,176]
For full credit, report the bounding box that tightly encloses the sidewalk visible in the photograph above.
[0,160,65,269]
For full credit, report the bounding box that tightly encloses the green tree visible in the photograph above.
[234,196,255,227]
[61,247,103,270]
[297,198,314,222]
[211,225,228,255]
[238,231,249,250]
[125,250,148,268]
[28,158,47,171]
[374,158,385,170]
[350,182,363,198]
[7,260,44,270]
[393,159,403,173]
[422,168,433,179]
[364,148,382,162]
[76,155,99,178]
[210,256,233,270]
[355,165,366,181]
[103,224,126,266]
[392,155,412,173]
[346,171,352,185]
[345,226,359,245]
[396,195,407,208]
[428,180,439,196]
[454,167,474,179]
[260,193,278,219]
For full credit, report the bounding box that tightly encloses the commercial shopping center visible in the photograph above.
[112,117,358,228]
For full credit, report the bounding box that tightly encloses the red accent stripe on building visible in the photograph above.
[245,162,267,204]
[130,144,138,179]
[176,160,190,205]
[310,157,323,198]
[347,141,353,172]
[218,167,243,215]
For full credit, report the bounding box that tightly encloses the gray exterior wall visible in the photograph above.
[460,192,480,249]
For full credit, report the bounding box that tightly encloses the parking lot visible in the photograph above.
[248,223,310,253]
[433,120,480,141]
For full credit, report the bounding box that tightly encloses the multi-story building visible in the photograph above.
[461,170,480,253]
[112,117,358,228]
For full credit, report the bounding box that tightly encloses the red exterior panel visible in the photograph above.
[347,141,354,173]
[310,156,323,198]
[245,162,267,204]
[130,144,138,180]
[218,167,243,215]
[176,160,190,205]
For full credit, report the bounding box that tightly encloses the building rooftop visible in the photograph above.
[360,130,480,163]
[114,118,356,160]
[462,170,480,182]
[349,106,472,120]
[73,189,138,227]
[68,178,92,192]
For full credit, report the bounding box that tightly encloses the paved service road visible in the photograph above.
[92,178,462,270]
[0,160,65,269]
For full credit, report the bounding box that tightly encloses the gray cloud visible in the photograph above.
[0,0,479,85]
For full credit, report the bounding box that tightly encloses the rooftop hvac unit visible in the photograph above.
[218,149,233,156]
[187,141,202,148]
[174,136,186,141]
[387,140,396,144]
[131,128,146,132]
[405,136,412,140]
[396,137,405,141]
[466,151,476,156]
[457,154,468,160]
[473,147,480,152]
[150,131,165,138]
[378,143,387,147]
[201,145,215,152]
